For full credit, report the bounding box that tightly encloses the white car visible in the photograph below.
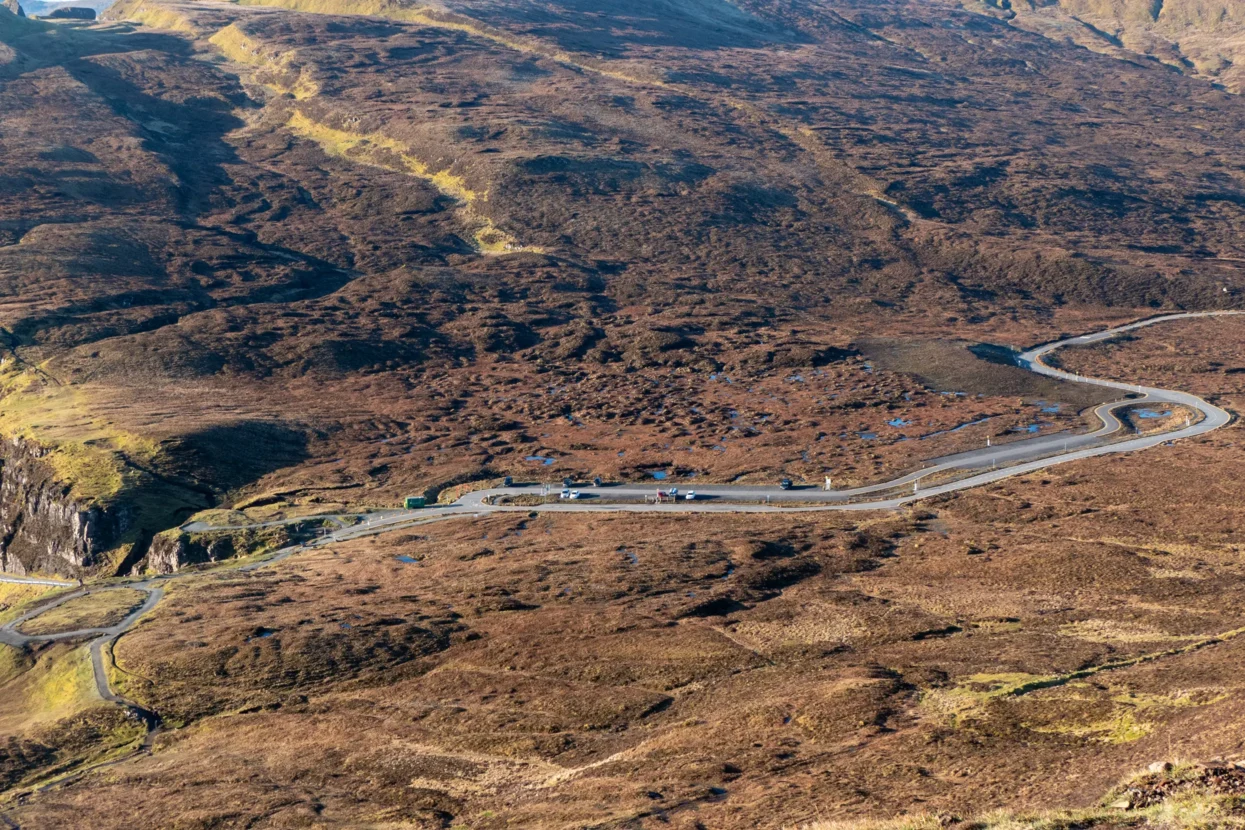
[685,491,697,501]
[569,490,582,500]
[559,488,571,499]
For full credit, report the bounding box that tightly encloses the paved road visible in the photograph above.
[0,575,76,588]
[0,582,166,734]
[0,310,1238,804]
[0,580,168,814]
[186,310,1244,534]
[448,311,1240,512]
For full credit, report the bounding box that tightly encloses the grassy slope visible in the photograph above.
[17,590,147,637]
[0,643,97,734]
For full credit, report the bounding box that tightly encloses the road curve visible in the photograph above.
[0,309,1237,807]
[226,309,1244,552]
[448,310,1241,513]
[0,583,166,750]
[0,311,1235,811]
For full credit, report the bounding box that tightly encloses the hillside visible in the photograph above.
[0,0,1242,576]
[1001,0,1245,91]
[1,2,1244,825]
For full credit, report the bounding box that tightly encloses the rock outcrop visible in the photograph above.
[2,0,26,17]
[46,6,94,18]
[0,437,131,577]
[146,532,235,575]
[1003,0,1245,92]
[146,523,299,574]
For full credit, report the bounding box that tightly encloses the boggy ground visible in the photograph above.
[2,403,1243,826]
[1057,315,1245,401]
[2,0,1245,575]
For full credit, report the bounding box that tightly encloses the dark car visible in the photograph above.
[563,477,574,487]
[779,479,793,490]
[502,476,513,487]
[593,476,603,487]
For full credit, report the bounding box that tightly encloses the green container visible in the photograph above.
[403,496,426,509]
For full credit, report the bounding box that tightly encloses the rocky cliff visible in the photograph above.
[1004,0,1245,91]
[45,6,95,18]
[146,532,235,575]
[1,0,26,17]
[0,437,131,577]
[146,523,301,574]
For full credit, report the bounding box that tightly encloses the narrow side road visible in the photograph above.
[0,310,1239,813]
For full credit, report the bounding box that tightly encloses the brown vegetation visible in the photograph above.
[0,0,1243,577]
[1,0,1244,825]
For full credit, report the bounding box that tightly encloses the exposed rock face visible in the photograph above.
[1005,0,1245,91]
[146,533,234,575]
[0,438,130,577]
[2,0,26,17]
[46,6,94,18]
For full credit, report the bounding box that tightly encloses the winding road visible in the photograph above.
[0,310,1238,805]
[395,310,1239,515]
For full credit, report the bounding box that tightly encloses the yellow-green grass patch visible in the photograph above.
[0,643,98,734]
[209,23,320,98]
[0,581,65,624]
[18,590,147,637]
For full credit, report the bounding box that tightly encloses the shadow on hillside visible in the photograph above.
[166,421,312,496]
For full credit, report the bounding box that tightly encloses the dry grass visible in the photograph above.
[283,109,535,255]
[18,589,146,636]
[0,582,62,624]
[109,0,197,32]
[0,643,97,734]
[209,23,320,98]
[0,368,161,504]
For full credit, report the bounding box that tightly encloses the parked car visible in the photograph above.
[779,479,793,490]
[592,476,603,487]
[502,476,513,487]
[563,477,574,487]
[685,491,697,501]
[559,488,571,499]
[668,487,679,497]
[569,490,582,500]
